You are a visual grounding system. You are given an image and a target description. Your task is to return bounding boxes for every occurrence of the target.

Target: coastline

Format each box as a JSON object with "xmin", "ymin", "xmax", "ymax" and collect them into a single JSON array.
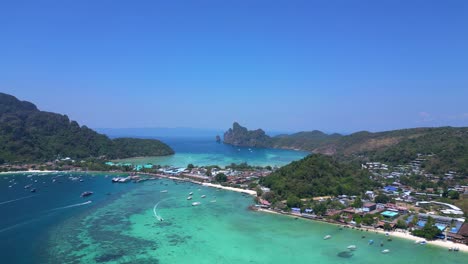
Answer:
[
  {"xmin": 256, "ymin": 208, "xmax": 468, "ymax": 253},
  {"xmin": 3, "ymin": 169, "xmax": 466, "ymax": 252},
  {"xmin": 201, "ymin": 182, "xmax": 257, "ymax": 196},
  {"xmin": 0, "ymin": 170, "xmax": 57, "ymax": 175}
]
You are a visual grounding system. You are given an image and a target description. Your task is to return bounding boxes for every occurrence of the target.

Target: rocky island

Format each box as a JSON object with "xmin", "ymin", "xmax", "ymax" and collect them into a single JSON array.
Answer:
[{"xmin": 223, "ymin": 122, "xmax": 272, "ymax": 147}]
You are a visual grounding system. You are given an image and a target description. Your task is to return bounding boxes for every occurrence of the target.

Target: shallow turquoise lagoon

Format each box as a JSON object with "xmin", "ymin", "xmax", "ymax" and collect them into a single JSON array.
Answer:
[
  {"xmin": 44, "ymin": 178, "xmax": 466, "ymax": 264},
  {"xmin": 114, "ymin": 137, "xmax": 309, "ymax": 167}
]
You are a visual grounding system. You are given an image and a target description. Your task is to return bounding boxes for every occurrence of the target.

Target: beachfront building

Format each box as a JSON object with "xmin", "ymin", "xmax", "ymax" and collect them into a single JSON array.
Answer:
[
  {"xmin": 291, "ymin": 208, "xmax": 301, "ymax": 215},
  {"xmin": 381, "ymin": 211, "xmax": 399, "ymax": 220}
]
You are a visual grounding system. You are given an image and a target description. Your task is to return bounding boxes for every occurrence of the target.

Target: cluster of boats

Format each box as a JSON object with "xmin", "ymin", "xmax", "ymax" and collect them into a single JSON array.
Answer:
[
  {"xmin": 112, "ymin": 177, "xmax": 131, "ymax": 183},
  {"xmin": 187, "ymin": 191, "xmax": 206, "ymax": 206},
  {"xmin": 323, "ymin": 234, "xmax": 390, "ymax": 254},
  {"xmin": 448, "ymin": 247, "xmax": 460, "ymax": 252}
]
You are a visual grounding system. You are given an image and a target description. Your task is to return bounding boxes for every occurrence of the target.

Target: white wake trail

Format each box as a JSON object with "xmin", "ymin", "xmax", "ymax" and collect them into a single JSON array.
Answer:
[
  {"xmin": 0, "ymin": 195, "xmax": 37, "ymax": 205},
  {"xmin": 49, "ymin": 200, "xmax": 92, "ymax": 211}
]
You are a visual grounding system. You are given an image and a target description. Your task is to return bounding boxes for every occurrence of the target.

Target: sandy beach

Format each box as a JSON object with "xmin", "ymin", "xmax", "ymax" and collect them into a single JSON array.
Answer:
[
  {"xmin": 256, "ymin": 208, "xmax": 468, "ymax": 252},
  {"xmin": 202, "ymin": 182, "xmax": 257, "ymax": 196}
]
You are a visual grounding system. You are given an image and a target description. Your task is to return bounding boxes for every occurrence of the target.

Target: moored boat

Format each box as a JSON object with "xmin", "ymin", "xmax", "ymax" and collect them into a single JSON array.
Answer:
[
  {"xmin": 381, "ymin": 249, "xmax": 390, "ymax": 254},
  {"xmin": 347, "ymin": 245, "xmax": 357, "ymax": 251},
  {"xmin": 187, "ymin": 196, "xmax": 192, "ymax": 200},
  {"xmin": 81, "ymin": 191, "xmax": 93, "ymax": 197},
  {"xmin": 192, "ymin": 202, "xmax": 201, "ymax": 206},
  {"xmin": 323, "ymin": 235, "xmax": 332, "ymax": 240}
]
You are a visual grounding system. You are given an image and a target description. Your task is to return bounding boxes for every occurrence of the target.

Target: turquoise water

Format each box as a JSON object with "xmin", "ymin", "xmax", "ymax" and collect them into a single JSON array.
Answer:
[
  {"xmin": 1, "ymin": 173, "xmax": 466, "ymax": 263},
  {"xmin": 45, "ymin": 177, "xmax": 465, "ymax": 264},
  {"xmin": 114, "ymin": 137, "xmax": 309, "ymax": 167}
]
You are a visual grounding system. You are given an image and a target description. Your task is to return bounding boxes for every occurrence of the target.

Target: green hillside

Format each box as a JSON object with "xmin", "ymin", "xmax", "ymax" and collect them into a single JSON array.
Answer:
[
  {"xmin": 0, "ymin": 93, "xmax": 174, "ymax": 163},
  {"xmin": 260, "ymin": 154, "xmax": 377, "ymax": 199}
]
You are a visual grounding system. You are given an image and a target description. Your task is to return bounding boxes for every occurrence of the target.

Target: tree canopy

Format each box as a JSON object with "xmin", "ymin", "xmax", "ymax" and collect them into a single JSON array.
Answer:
[
  {"xmin": 260, "ymin": 154, "xmax": 378, "ymax": 199},
  {"xmin": 0, "ymin": 92, "xmax": 174, "ymax": 163}
]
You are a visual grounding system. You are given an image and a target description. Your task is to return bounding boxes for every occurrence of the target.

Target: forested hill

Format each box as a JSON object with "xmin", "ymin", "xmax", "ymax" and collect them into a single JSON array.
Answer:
[
  {"xmin": 0, "ymin": 93, "xmax": 174, "ymax": 163},
  {"xmin": 223, "ymin": 122, "xmax": 468, "ymax": 174},
  {"xmin": 260, "ymin": 154, "xmax": 377, "ymax": 199}
]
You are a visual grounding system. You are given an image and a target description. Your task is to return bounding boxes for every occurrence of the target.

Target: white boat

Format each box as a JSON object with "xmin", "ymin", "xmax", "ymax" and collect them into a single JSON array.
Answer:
[
  {"xmin": 381, "ymin": 249, "xmax": 390, "ymax": 254},
  {"xmin": 192, "ymin": 202, "xmax": 201, "ymax": 206},
  {"xmin": 323, "ymin": 235, "xmax": 332, "ymax": 240},
  {"xmin": 347, "ymin": 245, "xmax": 357, "ymax": 251},
  {"xmin": 161, "ymin": 190, "xmax": 168, "ymax": 193},
  {"xmin": 189, "ymin": 192, "xmax": 193, "ymax": 195},
  {"xmin": 419, "ymin": 241, "xmax": 427, "ymax": 245},
  {"xmin": 187, "ymin": 196, "xmax": 192, "ymax": 200},
  {"xmin": 201, "ymin": 195, "xmax": 206, "ymax": 198}
]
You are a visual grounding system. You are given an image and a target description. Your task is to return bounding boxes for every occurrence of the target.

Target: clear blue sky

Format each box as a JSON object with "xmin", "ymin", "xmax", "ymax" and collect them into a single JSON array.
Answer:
[{"xmin": 1, "ymin": 0, "xmax": 467, "ymax": 133}]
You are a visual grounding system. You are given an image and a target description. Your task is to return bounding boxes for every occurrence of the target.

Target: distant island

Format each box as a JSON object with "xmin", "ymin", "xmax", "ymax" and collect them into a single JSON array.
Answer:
[
  {"xmin": 223, "ymin": 122, "xmax": 468, "ymax": 175},
  {"xmin": 0, "ymin": 92, "xmax": 174, "ymax": 164}
]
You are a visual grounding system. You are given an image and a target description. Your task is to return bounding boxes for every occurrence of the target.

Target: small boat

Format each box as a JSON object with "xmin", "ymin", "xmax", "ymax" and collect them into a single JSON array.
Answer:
[
  {"xmin": 381, "ymin": 249, "xmax": 390, "ymax": 254},
  {"xmin": 189, "ymin": 192, "xmax": 193, "ymax": 195},
  {"xmin": 192, "ymin": 202, "xmax": 201, "ymax": 206},
  {"xmin": 347, "ymin": 245, "xmax": 357, "ymax": 251},
  {"xmin": 323, "ymin": 235, "xmax": 332, "ymax": 240},
  {"xmin": 201, "ymin": 195, "xmax": 206, "ymax": 198},
  {"xmin": 30, "ymin": 188, "xmax": 36, "ymax": 193},
  {"xmin": 210, "ymin": 200, "xmax": 217, "ymax": 203},
  {"xmin": 160, "ymin": 190, "xmax": 168, "ymax": 193},
  {"xmin": 81, "ymin": 191, "xmax": 93, "ymax": 197},
  {"xmin": 187, "ymin": 196, "xmax": 192, "ymax": 200},
  {"xmin": 449, "ymin": 247, "xmax": 453, "ymax": 251},
  {"xmin": 368, "ymin": 240, "xmax": 374, "ymax": 245},
  {"xmin": 24, "ymin": 184, "xmax": 32, "ymax": 189},
  {"xmin": 419, "ymin": 241, "xmax": 427, "ymax": 245},
  {"xmin": 454, "ymin": 247, "xmax": 459, "ymax": 252}
]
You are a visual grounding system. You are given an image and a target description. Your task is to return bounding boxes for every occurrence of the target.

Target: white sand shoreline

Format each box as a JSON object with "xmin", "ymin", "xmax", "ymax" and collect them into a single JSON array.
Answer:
[
  {"xmin": 201, "ymin": 182, "xmax": 257, "ymax": 196},
  {"xmin": 256, "ymin": 208, "xmax": 468, "ymax": 252}
]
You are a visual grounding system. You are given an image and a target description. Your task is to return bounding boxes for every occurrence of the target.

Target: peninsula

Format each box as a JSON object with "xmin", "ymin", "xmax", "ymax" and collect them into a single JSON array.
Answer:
[{"xmin": 0, "ymin": 92, "xmax": 174, "ymax": 164}]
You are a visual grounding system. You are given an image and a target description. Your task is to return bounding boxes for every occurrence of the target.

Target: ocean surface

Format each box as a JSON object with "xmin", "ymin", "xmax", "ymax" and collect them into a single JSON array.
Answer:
[
  {"xmin": 113, "ymin": 137, "xmax": 310, "ymax": 167},
  {"xmin": 1, "ymin": 172, "xmax": 466, "ymax": 264}
]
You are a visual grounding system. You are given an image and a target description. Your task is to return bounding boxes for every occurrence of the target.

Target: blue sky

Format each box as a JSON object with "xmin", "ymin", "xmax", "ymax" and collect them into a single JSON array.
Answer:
[{"xmin": 1, "ymin": 0, "xmax": 467, "ymax": 133}]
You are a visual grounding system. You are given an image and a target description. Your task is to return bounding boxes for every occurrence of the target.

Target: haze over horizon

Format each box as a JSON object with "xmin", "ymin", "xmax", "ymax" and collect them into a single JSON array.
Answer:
[{"xmin": 2, "ymin": 0, "xmax": 467, "ymax": 132}]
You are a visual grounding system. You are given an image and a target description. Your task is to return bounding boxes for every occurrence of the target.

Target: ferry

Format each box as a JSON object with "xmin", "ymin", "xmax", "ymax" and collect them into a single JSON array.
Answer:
[{"xmin": 81, "ymin": 191, "xmax": 93, "ymax": 197}]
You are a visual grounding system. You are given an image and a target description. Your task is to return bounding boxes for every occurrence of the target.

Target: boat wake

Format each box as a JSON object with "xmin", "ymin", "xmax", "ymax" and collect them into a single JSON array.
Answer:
[
  {"xmin": 49, "ymin": 201, "xmax": 92, "ymax": 211},
  {"xmin": 0, "ymin": 195, "xmax": 37, "ymax": 206},
  {"xmin": 153, "ymin": 198, "xmax": 171, "ymax": 222},
  {"xmin": 0, "ymin": 201, "xmax": 92, "ymax": 233}
]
